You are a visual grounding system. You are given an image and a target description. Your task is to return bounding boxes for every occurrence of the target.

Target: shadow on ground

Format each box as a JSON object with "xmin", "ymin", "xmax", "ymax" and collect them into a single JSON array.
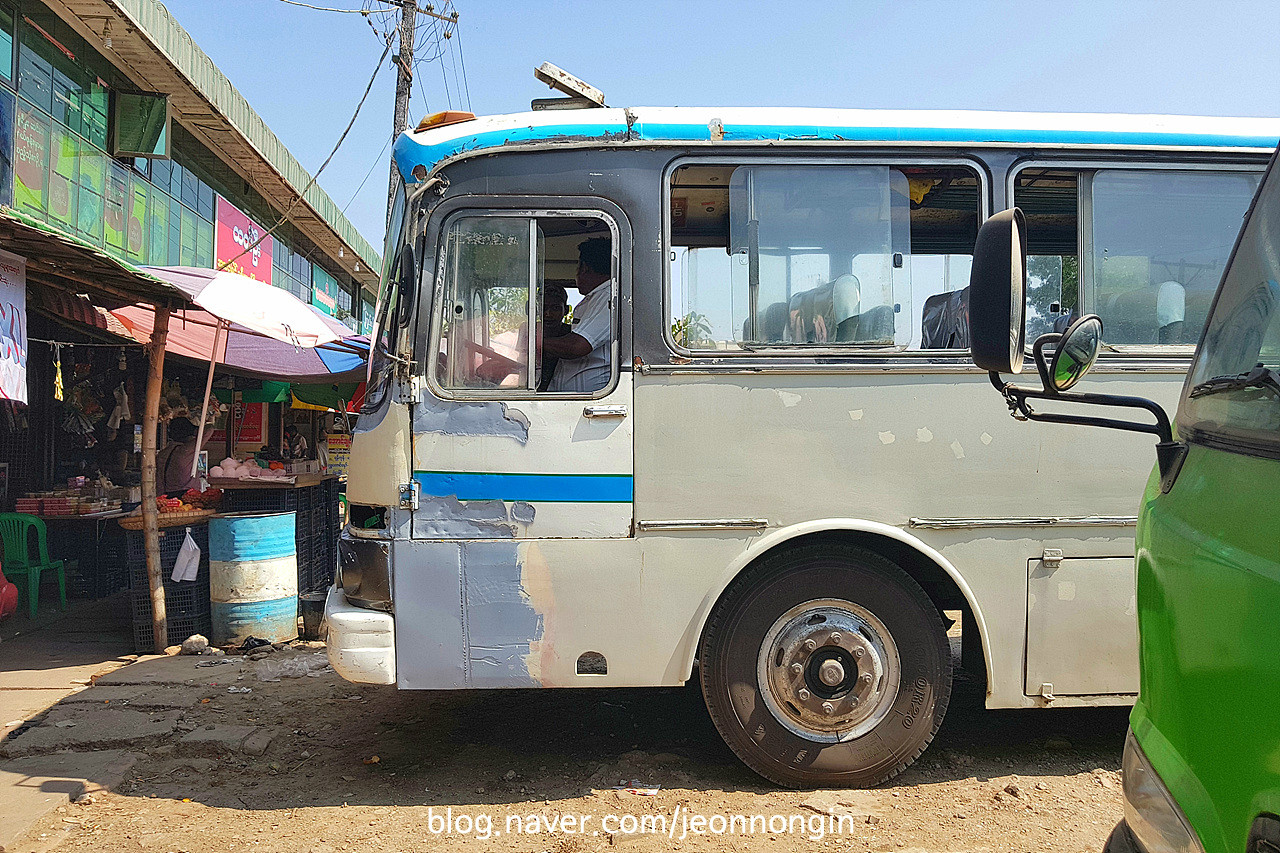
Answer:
[{"xmin": 0, "ymin": 644, "xmax": 1129, "ymax": 815}]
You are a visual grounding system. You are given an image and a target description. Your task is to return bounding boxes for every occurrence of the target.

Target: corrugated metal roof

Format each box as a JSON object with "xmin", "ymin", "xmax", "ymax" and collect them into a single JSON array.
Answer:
[{"xmin": 98, "ymin": 0, "xmax": 381, "ymax": 281}]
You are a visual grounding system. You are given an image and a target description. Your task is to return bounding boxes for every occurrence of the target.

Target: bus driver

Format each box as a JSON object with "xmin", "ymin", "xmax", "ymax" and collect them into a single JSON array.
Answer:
[{"xmin": 544, "ymin": 237, "xmax": 612, "ymax": 394}]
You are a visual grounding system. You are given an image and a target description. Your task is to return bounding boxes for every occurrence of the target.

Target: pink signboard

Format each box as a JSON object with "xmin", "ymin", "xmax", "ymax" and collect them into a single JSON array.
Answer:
[{"xmin": 214, "ymin": 196, "xmax": 273, "ymax": 284}]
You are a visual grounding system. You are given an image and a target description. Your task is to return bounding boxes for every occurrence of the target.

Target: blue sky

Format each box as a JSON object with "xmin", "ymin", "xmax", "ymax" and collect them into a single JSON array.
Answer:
[{"xmin": 162, "ymin": 0, "xmax": 1280, "ymax": 252}]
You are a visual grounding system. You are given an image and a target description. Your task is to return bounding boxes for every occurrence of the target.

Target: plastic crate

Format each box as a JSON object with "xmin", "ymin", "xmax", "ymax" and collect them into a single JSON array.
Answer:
[
  {"xmin": 126, "ymin": 525, "xmax": 210, "ymax": 583},
  {"xmin": 125, "ymin": 525, "xmax": 211, "ymax": 653},
  {"xmin": 220, "ymin": 482, "xmax": 340, "ymax": 598},
  {"xmin": 131, "ymin": 606, "xmax": 212, "ymax": 653}
]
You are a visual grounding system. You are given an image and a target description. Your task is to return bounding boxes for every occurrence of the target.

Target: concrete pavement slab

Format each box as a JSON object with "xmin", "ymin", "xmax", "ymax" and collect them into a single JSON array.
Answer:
[
  {"xmin": 180, "ymin": 724, "xmax": 259, "ymax": 753},
  {"xmin": 94, "ymin": 655, "xmax": 246, "ymax": 686},
  {"xmin": 0, "ymin": 749, "xmax": 136, "ymax": 850},
  {"xmin": 56, "ymin": 685, "xmax": 200, "ymax": 710},
  {"xmin": 1, "ymin": 709, "xmax": 180, "ymax": 757}
]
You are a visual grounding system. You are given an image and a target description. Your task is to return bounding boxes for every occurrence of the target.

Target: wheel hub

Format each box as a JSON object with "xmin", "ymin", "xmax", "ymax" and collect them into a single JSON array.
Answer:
[{"xmin": 757, "ymin": 599, "xmax": 900, "ymax": 742}]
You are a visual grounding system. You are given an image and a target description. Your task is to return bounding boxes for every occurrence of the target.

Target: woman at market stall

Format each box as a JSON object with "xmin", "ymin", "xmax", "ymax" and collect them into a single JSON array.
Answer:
[{"xmin": 157, "ymin": 418, "xmax": 209, "ymax": 497}]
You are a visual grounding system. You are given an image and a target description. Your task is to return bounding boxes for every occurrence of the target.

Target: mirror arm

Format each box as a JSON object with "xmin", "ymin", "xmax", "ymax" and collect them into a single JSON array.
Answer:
[
  {"xmin": 1031, "ymin": 333, "xmax": 1061, "ymax": 390},
  {"xmin": 988, "ymin": 371, "xmax": 1186, "ymax": 491},
  {"xmin": 988, "ymin": 371, "xmax": 1173, "ymax": 443}
]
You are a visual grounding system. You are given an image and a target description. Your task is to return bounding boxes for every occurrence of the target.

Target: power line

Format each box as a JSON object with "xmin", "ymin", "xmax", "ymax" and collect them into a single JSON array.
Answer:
[
  {"xmin": 455, "ymin": 18, "xmax": 472, "ymax": 111},
  {"xmin": 341, "ymin": 132, "xmax": 395, "ymax": 214},
  {"xmin": 217, "ymin": 36, "xmax": 393, "ymax": 275},
  {"xmin": 277, "ymin": 0, "xmax": 371, "ymax": 13}
]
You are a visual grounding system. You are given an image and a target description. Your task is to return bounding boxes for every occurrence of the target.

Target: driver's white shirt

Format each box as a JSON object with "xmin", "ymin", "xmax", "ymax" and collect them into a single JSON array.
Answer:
[{"xmin": 549, "ymin": 282, "xmax": 612, "ymax": 393}]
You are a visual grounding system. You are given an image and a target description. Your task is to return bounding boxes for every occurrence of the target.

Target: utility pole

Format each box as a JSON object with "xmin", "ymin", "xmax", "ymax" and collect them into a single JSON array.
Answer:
[
  {"xmin": 386, "ymin": 0, "xmax": 417, "ymax": 220},
  {"xmin": 385, "ymin": 1, "xmax": 460, "ymax": 221}
]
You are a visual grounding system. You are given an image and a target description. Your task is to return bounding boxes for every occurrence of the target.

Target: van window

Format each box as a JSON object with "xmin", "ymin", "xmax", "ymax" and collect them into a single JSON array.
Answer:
[
  {"xmin": 1180, "ymin": 168, "xmax": 1280, "ymax": 451},
  {"xmin": 433, "ymin": 213, "xmax": 615, "ymax": 396},
  {"xmin": 669, "ymin": 163, "xmax": 980, "ymax": 352}
]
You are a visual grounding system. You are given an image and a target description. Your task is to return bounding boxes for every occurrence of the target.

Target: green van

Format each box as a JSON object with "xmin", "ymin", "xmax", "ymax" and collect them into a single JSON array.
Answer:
[{"xmin": 968, "ymin": 148, "xmax": 1280, "ymax": 853}]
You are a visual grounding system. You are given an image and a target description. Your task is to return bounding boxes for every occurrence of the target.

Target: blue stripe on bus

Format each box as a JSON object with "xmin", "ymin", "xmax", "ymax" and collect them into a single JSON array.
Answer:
[
  {"xmin": 395, "ymin": 121, "xmax": 1280, "ymax": 177},
  {"xmin": 413, "ymin": 471, "xmax": 633, "ymax": 503}
]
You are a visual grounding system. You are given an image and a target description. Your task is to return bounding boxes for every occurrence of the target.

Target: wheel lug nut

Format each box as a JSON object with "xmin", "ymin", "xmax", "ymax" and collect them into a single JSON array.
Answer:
[
  {"xmin": 860, "ymin": 673, "xmax": 872, "ymax": 683},
  {"xmin": 803, "ymin": 639, "xmax": 817, "ymax": 651},
  {"xmin": 791, "ymin": 663, "xmax": 803, "ymax": 675},
  {"xmin": 821, "ymin": 702, "xmax": 834, "ymax": 714},
  {"xmin": 854, "ymin": 648, "xmax": 864, "ymax": 658},
  {"xmin": 829, "ymin": 632, "xmax": 841, "ymax": 643},
  {"xmin": 797, "ymin": 688, "xmax": 810, "ymax": 701}
]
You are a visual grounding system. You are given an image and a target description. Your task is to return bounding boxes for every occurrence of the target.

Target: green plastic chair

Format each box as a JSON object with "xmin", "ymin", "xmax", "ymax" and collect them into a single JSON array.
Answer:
[{"xmin": 0, "ymin": 513, "xmax": 67, "ymax": 619}]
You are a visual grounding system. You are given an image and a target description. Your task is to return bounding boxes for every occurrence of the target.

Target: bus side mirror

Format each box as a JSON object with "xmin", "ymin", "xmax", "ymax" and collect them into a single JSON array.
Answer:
[
  {"xmin": 397, "ymin": 244, "xmax": 416, "ymax": 328},
  {"xmin": 968, "ymin": 208, "xmax": 1027, "ymax": 375},
  {"xmin": 1040, "ymin": 314, "xmax": 1104, "ymax": 392},
  {"xmin": 971, "ymin": 210, "xmax": 1182, "ymax": 489}
]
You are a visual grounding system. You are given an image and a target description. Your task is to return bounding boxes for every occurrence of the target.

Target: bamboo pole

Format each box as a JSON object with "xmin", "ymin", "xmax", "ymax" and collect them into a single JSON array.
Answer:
[{"xmin": 141, "ymin": 304, "xmax": 171, "ymax": 652}]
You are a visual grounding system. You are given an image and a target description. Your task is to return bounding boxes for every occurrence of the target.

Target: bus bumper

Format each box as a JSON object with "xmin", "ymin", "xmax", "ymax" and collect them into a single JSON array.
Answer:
[{"xmin": 324, "ymin": 585, "xmax": 396, "ymax": 685}]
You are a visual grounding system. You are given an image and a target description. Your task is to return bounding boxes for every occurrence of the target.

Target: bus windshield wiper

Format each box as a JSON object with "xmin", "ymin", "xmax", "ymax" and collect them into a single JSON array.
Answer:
[{"xmin": 1189, "ymin": 363, "xmax": 1280, "ymax": 399}]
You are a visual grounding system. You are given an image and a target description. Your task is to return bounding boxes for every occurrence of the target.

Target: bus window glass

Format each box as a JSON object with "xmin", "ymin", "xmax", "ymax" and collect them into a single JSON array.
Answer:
[
  {"xmin": 670, "ymin": 164, "xmax": 979, "ymax": 351},
  {"xmin": 439, "ymin": 217, "xmax": 532, "ymax": 391},
  {"xmin": 435, "ymin": 214, "xmax": 615, "ymax": 395},
  {"xmin": 1180, "ymin": 169, "xmax": 1280, "ymax": 446},
  {"xmin": 1090, "ymin": 170, "xmax": 1260, "ymax": 346},
  {"xmin": 1015, "ymin": 170, "xmax": 1081, "ymax": 340}
]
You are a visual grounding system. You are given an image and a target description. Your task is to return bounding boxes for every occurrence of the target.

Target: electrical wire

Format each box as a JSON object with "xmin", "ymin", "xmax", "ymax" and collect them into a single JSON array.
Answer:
[
  {"xmin": 277, "ymin": 0, "xmax": 371, "ymax": 13},
  {"xmin": 217, "ymin": 37, "xmax": 393, "ymax": 274},
  {"xmin": 341, "ymin": 132, "xmax": 395, "ymax": 214},
  {"xmin": 455, "ymin": 17, "xmax": 472, "ymax": 111}
]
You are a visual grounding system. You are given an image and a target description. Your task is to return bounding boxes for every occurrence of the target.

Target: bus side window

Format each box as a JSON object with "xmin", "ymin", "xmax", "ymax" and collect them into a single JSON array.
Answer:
[
  {"xmin": 1087, "ymin": 169, "xmax": 1260, "ymax": 347},
  {"xmin": 1014, "ymin": 169, "xmax": 1080, "ymax": 343},
  {"xmin": 1015, "ymin": 167, "xmax": 1260, "ymax": 349},
  {"xmin": 669, "ymin": 163, "xmax": 981, "ymax": 352}
]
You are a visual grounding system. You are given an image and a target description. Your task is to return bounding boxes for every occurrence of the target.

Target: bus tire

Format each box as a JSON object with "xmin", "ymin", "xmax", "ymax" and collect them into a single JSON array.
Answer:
[{"xmin": 699, "ymin": 542, "xmax": 952, "ymax": 788}]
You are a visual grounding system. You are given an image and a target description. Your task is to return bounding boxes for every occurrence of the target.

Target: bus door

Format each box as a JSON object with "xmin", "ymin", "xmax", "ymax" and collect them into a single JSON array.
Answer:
[
  {"xmin": 395, "ymin": 204, "xmax": 633, "ymax": 688},
  {"xmin": 412, "ymin": 206, "xmax": 633, "ymax": 541}
]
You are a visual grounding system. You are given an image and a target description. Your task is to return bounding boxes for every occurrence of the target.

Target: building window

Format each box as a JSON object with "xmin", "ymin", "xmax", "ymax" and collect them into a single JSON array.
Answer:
[{"xmin": 0, "ymin": 5, "xmax": 14, "ymax": 85}]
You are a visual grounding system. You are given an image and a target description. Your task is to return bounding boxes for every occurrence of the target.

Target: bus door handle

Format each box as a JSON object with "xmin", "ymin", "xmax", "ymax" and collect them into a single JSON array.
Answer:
[{"xmin": 583, "ymin": 405, "xmax": 628, "ymax": 419}]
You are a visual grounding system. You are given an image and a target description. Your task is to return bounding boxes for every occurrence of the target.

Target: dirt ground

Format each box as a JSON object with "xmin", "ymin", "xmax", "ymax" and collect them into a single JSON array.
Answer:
[{"xmin": 2, "ymin": 641, "xmax": 1128, "ymax": 853}]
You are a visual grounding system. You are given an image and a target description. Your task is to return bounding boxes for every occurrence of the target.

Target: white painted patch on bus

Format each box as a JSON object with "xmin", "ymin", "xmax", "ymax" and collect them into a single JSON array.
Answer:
[
  {"xmin": 981, "ymin": 432, "xmax": 994, "ymax": 445},
  {"xmin": 777, "ymin": 390, "xmax": 801, "ymax": 408},
  {"xmin": 1057, "ymin": 581, "xmax": 1077, "ymax": 602},
  {"xmin": 916, "ymin": 428, "xmax": 933, "ymax": 443},
  {"xmin": 950, "ymin": 440, "xmax": 965, "ymax": 459},
  {"xmin": 878, "ymin": 431, "xmax": 895, "ymax": 444},
  {"xmin": 849, "ymin": 409, "xmax": 863, "ymax": 420}
]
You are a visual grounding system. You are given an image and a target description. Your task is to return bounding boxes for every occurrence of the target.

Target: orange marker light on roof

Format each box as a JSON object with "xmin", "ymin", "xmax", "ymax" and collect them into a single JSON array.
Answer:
[{"xmin": 415, "ymin": 111, "xmax": 476, "ymax": 132}]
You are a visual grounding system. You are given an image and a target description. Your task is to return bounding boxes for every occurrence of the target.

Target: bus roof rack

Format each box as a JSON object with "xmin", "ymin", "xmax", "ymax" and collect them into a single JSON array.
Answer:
[{"xmin": 533, "ymin": 62, "xmax": 606, "ymax": 108}]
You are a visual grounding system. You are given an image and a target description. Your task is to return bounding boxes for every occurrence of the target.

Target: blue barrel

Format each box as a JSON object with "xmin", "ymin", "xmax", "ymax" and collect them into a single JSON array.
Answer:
[{"xmin": 209, "ymin": 512, "xmax": 298, "ymax": 645}]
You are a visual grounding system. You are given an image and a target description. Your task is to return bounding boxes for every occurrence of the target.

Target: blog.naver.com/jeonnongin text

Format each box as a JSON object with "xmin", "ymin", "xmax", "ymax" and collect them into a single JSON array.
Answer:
[{"xmin": 419, "ymin": 805, "xmax": 863, "ymax": 842}]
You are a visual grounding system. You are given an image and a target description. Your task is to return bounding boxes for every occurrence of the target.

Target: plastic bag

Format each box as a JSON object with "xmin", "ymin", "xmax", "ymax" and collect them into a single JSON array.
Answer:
[
  {"xmin": 171, "ymin": 527, "xmax": 201, "ymax": 582},
  {"xmin": 255, "ymin": 652, "xmax": 332, "ymax": 682}
]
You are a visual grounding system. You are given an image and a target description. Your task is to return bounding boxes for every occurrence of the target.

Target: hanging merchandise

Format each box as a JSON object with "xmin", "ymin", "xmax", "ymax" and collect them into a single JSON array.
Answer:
[
  {"xmin": 108, "ymin": 382, "xmax": 131, "ymax": 429},
  {"xmin": 52, "ymin": 343, "xmax": 63, "ymax": 402}
]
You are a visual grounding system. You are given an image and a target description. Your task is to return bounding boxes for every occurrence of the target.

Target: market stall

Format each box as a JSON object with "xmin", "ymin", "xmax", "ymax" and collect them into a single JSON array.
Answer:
[{"xmin": 0, "ymin": 254, "xmax": 364, "ymax": 651}]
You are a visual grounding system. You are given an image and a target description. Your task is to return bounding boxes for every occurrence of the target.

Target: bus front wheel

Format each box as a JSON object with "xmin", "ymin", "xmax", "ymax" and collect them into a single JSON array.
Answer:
[{"xmin": 698, "ymin": 543, "xmax": 952, "ymax": 788}]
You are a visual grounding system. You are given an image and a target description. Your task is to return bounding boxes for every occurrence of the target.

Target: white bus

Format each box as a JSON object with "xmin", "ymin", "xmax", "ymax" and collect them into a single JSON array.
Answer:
[{"xmin": 326, "ymin": 101, "xmax": 1280, "ymax": 787}]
